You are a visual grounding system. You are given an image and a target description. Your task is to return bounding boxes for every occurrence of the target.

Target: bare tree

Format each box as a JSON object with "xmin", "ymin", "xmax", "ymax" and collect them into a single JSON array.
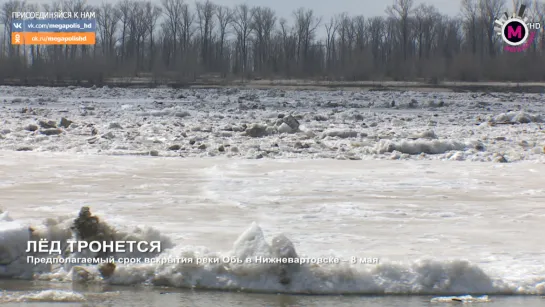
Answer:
[
  {"xmin": 336, "ymin": 13, "xmax": 353, "ymax": 68},
  {"xmin": 251, "ymin": 6, "xmax": 276, "ymax": 74},
  {"xmin": 324, "ymin": 17, "xmax": 338, "ymax": 73},
  {"xmin": 414, "ymin": 4, "xmax": 440, "ymax": 59},
  {"xmin": 215, "ymin": 5, "xmax": 231, "ymax": 72},
  {"xmin": 96, "ymin": 3, "xmax": 120, "ymax": 57},
  {"xmin": 293, "ymin": 8, "xmax": 321, "ymax": 73},
  {"xmin": 144, "ymin": 1, "xmax": 162, "ymax": 70},
  {"xmin": 479, "ymin": 0, "xmax": 505, "ymax": 57},
  {"xmin": 353, "ymin": 16, "xmax": 366, "ymax": 52},
  {"xmin": 196, "ymin": 0, "xmax": 215, "ymax": 67},
  {"xmin": 231, "ymin": 4, "xmax": 252, "ymax": 78},
  {"xmin": 367, "ymin": 17, "xmax": 385, "ymax": 66},
  {"xmin": 63, "ymin": 0, "xmax": 91, "ymax": 60},
  {"xmin": 533, "ymin": 0, "xmax": 545, "ymax": 50},
  {"xmin": 386, "ymin": 0, "xmax": 414, "ymax": 60},
  {"xmin": 161, "ymin": 0, "xmax": 184, "ymax": 65},
  {"xmin": 2, "ymin": 0, "xmax": 545, "ymax": 85},
  {"xmin": 461, "ymin": 0, "xmax": 480, "ymax": 54},
  {"xmin": 179, "ymin": 1, "xmax": 194, "ymax": 54},
  {"xmin": 278, "ymin": 17, "xmax": 297, "ymax": 76},
  {"xmin": 116, "ymin": 0, "xmax": 134, "ymax": 63},
  {"xmin": 1, "ymin": 0, "xmax": 25, "ymax": 58}
]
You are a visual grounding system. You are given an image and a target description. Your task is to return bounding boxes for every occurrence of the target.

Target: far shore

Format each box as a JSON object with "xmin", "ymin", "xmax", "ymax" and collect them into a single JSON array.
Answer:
[{"xmin": 2, "ymin": 78, "xmax": 545, "ymax": 93}]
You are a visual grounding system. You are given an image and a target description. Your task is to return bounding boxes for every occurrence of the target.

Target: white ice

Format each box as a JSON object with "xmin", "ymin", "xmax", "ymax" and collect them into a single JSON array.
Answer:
[
  {"xmin": 0, "ymin": 151, "xmax": 544, "ymax": 295},
  {"xmin": 0, "ymin": 86, "xmax": 544, "ymax": 162},
  {"xmin": 1, "ymin": 86, "xmax": 544, "ymax": 295},
  {"xmin": 0, "ymin": 290, "xmax": 87, "ymax": 303}
]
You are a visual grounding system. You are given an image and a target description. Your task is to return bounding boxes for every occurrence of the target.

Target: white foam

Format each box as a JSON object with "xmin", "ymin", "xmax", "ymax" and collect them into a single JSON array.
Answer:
[
  {"xmin": 0, "ymin": 211, "xmax": 13, "ymax": 221},
  {"xmin": 0, "ymin": 290, "xmax": 86, "ymax": 303},
  {"xmin": 430, "ymin": 295, "xmax": 491, "ymax": 303},
  {"xmin": 0, "ymin": 215, "xmax": 31, "ymax": 277},
  {"xmin": 2, "ymin": 217, "xmax": 545, "ymax": 295},
  {"xmin": 492, "ymin": 111, "xmax": 543, "ymax": 124}
]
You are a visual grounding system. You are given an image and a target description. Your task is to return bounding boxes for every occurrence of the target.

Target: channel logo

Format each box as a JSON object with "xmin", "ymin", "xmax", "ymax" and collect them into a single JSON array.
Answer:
[{"xmin": 494, "ymin": 4, "xmax": 541, "ymax": 49}]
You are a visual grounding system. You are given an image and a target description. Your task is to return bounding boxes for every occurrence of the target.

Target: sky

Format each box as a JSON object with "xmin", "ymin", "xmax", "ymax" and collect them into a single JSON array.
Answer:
[
  {"xmin": 1, "ymin": 0, "xmax": 463, "ymax": 39},
  {"xmin": 16, "ymin": 0, "xmax": 463, "ymax": 21}
]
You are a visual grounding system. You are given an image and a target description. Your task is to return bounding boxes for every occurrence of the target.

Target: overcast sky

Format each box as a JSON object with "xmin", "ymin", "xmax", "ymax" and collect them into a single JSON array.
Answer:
[
  {"xmin": 1, "ymin": 0, "xmax": 464, "ymax": 37},
  {"xmin": 23, "ymin": 0, "xmax": 463, "ymax": 20}
]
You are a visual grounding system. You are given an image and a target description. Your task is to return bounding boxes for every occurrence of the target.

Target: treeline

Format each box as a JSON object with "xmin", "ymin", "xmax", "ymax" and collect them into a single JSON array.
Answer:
[{"xmin": 1, "ymin": 0, "xmax": 545, "ymax": 84}]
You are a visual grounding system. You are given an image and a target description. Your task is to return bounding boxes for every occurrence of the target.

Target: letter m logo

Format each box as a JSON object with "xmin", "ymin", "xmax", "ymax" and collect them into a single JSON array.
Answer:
[{"xmin": 507, "ymin": 25, "xmax": 522, "ymax": 38}]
